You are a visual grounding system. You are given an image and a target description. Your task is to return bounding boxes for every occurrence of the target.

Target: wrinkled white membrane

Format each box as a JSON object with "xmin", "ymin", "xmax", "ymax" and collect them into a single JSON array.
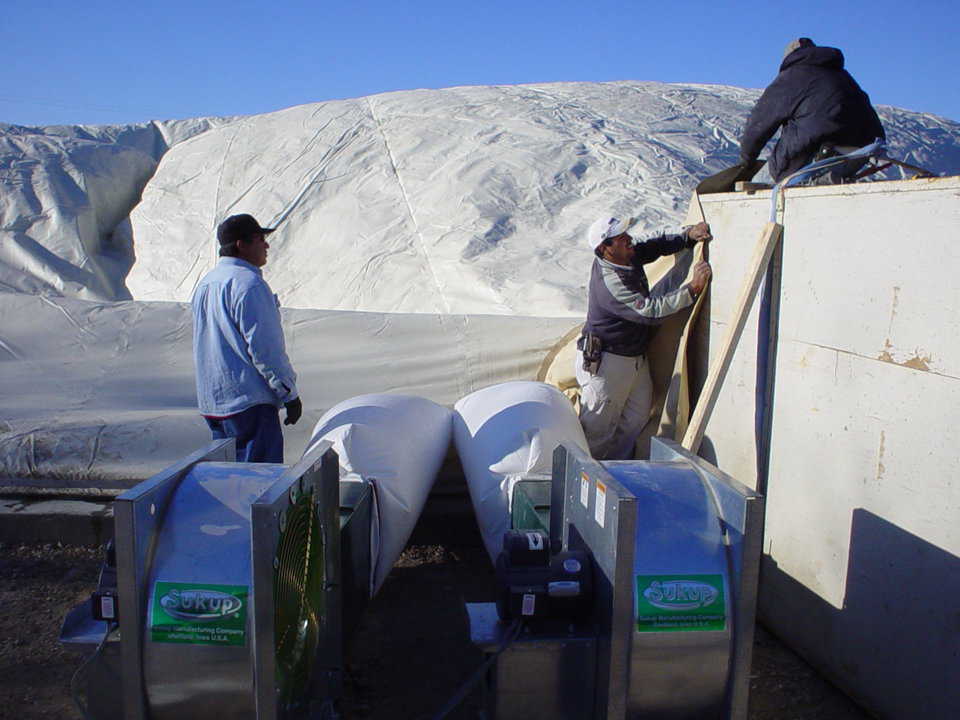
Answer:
[
  {"xmin": 4, "ymin": 81, "xmax": 958, "ymax": 314},
  {"xmin": 1, "ymin": 81, "xmax": 958, "ymax": 485},
  {"xmin": 0, "ymin": 291, "xmax": 576, "ymax": 485}
]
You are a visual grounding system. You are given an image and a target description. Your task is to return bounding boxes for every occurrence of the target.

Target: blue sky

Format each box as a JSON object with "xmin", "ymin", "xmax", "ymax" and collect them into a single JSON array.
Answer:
[{"xmin": 2, "ymin": 0, "xmax": 957, "ymax": 127}]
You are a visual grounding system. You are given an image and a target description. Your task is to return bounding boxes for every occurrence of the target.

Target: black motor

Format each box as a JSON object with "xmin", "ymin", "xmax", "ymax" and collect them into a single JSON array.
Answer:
[{"xmin": 495, "ymin": 530, "xmax": 593, "ymax": 622}]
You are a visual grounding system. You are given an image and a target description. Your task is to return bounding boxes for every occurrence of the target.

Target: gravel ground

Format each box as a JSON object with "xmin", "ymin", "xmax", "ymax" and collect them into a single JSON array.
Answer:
[
  {"xmin": 0, "ymin": 533, "xmax": 871, "ymax": 720},
  {"xmin": 0, "ymin": 543, "xmax": 102, "ymax": 719}
]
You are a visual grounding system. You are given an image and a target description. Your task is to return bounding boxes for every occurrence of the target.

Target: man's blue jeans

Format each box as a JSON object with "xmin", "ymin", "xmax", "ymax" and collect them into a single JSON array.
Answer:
[{"xmin": 204, "ymin": 403, "xmax": 284, "ymax": 463}]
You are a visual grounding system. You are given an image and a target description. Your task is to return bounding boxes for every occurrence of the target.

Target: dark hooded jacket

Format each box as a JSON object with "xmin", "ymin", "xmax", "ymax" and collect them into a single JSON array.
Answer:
[{"xmin": 739, "ymin": 43, "xmax": 885, "ymax": 181}]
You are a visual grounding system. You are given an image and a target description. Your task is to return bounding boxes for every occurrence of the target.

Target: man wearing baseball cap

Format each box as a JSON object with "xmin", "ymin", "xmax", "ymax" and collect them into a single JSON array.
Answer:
[
  {"xmin": 576, "ymin": 215, "xmax": 712, "ymax": 459},
  {"xmin": 191, "ymin": 213, "xmax": 302, "ymax": 463}
]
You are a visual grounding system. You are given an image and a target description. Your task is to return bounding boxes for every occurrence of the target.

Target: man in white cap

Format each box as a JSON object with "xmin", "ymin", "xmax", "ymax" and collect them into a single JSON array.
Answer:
[
  {"xmin": 191, "ymin": 213, "xmax": 302, "ymax": 463},
  {"xmin": 576, "ymin": 216, "xmax": 712, "ymax": 459}
]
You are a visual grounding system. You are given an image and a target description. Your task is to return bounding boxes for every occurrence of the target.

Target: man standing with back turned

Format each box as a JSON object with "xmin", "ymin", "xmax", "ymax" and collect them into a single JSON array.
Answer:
[
  {"xmin": 192, "ymin": 213, "xmax": 302, "ymax": 463},
  {"xmin": 576, "ymin": 215, "xmax": 712, "ymax": 460},
  {"xmin": 739, "ymin": 37, "xmax": 885, "ymax": 184}
]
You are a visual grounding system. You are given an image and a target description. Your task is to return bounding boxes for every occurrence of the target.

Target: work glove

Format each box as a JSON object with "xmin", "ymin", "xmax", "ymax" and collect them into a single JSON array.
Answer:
[{"xmin": 284, "ymin": 397, "xmax": 302, "ymax": 426}]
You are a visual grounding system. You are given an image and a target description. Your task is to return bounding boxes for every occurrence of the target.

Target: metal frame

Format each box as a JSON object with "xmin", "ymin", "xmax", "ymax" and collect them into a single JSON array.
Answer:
[
  {"xmin": 250, "ymin": 440, "xmax": 341, "ymax": 720},
  {"xmin": 649, "ymin": 437, "xmax": 765, "ymax": 720},
  {"xmin": 114, "ymin": 438, "xmax": 234, "ymax": 720},
  {"xmin": 339, "ymin": 481, "xmax": 373, "ymax": 639},
  {"xmin": 548, "ymin": 440, "xmax": 763, "ymax": 720},
  {"xmin": 511, "ymin": 477, "xmax": 551, "ymax": 534},
  {"xmin": 552, "ymin": 443, "xmax": 637, "ymax": 720}
]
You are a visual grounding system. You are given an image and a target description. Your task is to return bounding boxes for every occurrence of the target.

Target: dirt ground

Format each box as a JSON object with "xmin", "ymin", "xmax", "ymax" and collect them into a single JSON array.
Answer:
[{"xmin": 0, "ymin": 523, "xmax": 872, "ymax": 720}]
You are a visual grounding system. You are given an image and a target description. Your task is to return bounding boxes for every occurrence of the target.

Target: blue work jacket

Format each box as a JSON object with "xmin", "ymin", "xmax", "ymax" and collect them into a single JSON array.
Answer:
[{"xmin": 191, "ymin": 257, "xmax": 298, "ymax": 416}]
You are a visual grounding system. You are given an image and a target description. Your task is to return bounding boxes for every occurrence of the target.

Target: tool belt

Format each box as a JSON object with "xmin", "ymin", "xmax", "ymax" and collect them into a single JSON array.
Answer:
[
  {"xmin": 578, "ymin": 333, "xmax": 647, "ymax": 374},
  {"xmin": 577, "ymin": 333, "xmax": 603, "ymax": 374}
]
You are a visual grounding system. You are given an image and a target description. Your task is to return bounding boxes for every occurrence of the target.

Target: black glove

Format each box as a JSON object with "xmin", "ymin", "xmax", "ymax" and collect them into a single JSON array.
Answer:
[{"xmin": 283, "ymin": 397, "xmax": 302, "ymax": 426}]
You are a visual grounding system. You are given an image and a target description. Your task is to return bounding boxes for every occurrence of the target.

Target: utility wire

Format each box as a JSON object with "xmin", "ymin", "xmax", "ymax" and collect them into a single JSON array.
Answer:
[{"xmin": 70, "ymin": 621, "xmax": 118, "ymax": 720}]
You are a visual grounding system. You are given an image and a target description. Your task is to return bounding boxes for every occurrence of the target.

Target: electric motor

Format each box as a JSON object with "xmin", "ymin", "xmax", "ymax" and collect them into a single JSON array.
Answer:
[{"xmin": 495, "ymin": 530, "xmax": 592, "ymax": 622}]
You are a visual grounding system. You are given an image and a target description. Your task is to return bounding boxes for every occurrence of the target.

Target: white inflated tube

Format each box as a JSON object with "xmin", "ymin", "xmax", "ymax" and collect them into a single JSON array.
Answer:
[
  {"xmin": 304, "ymin": 394, "xmax": 453, "ymax": 594},
  {"xmin": 453, "ymin": 381, "xmax": 589, "ymax": 562}
]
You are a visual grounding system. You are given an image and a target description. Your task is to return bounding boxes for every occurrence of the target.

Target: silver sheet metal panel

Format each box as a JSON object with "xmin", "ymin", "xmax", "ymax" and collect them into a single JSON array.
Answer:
[
  {"xmin": 251, "ymin": 444, "xmax": 342, "ymax": 720},
  {"xmin": 339, "ymin": 480, "xmax": 374, "ymax": 637},
  {"xmin": 650, "ymin": 437, "xmax": 764, "ymax": 719},
  {"xmin": 554, "ymin": 444, "xmax": 637, "ymax": 720},
  {"xmin": 109, "ymin": 439, "xmax": 351, "ymax": 720},
  {"xmin": 603, "ymin": 459, "xmax": 731, "ymax": 717},
  {"xmin": 143, "ymin": 461, "xmax": 286, "ymax": 719},
  {"xmin": 551, "ymin": 441, "xmax": 763, "ymax": 719},
  {"xmin": 468, "ymin": 602, "xmax": 597, "ymax": 720},
  {"xmin": 115, "ymin": 439, "xmax": 233, "ymax": 720}
]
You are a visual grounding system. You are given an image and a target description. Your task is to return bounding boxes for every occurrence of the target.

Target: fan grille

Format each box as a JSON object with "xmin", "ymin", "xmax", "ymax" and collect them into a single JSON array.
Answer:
[{"xmin": 273, "ymin": 486, "xmax": 325, "ymax": 708}]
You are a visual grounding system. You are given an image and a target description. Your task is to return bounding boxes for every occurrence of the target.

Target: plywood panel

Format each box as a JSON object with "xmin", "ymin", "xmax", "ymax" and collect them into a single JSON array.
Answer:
[{"xmin": 694, "ymin": 176, "xmax": 960, "ymax": 720}]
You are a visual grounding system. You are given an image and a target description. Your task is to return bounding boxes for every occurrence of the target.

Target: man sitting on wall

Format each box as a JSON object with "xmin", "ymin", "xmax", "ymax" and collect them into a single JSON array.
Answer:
[{"xmin": 739, "ymin": 37, "xmax": 885, "ymax": 185}]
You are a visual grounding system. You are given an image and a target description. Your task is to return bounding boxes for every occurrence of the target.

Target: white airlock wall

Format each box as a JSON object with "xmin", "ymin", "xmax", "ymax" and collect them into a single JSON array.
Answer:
[{"xmin": 696, "ymin": 176, "xmax": 959, "ymax": 719}]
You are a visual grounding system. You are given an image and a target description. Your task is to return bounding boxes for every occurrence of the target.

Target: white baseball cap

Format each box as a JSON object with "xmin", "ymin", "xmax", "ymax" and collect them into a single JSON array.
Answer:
[{"xmin": 585, "ymin": 215, "xmax": 636, "ymax": 252}]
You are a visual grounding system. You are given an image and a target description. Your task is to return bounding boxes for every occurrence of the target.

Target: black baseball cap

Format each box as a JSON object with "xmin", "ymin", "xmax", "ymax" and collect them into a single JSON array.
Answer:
[{"xmin": 217, "ymin": 214, "xmax": 275, "ymax": 246}]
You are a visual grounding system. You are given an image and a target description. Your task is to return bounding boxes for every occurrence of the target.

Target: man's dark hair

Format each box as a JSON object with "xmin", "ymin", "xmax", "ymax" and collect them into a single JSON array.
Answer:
[{"xmin": 219, "ymin": 242, "xmax": 240, "ymax": 257}]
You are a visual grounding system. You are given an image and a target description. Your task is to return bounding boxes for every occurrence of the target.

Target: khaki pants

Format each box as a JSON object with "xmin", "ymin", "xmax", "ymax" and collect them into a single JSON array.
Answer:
[{"xmin": 575, "ymin": 350, "xmax": 652, "ymax": 460}]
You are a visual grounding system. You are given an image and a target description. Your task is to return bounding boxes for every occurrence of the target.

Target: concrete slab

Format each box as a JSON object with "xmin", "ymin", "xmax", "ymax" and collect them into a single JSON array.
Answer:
[{"xmin": 0, "ymin": 497, "xmax": 113, "ymax": 546}]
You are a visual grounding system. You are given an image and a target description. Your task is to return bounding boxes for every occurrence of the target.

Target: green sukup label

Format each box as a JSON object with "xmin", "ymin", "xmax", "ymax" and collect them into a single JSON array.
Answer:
[
  {"xmin": 635, "ymin": 574, "xmax": 726, "ymax": 632},
  {"xmin": 150, "ymin": 582, "xmax": 248, "ymax": 646}
]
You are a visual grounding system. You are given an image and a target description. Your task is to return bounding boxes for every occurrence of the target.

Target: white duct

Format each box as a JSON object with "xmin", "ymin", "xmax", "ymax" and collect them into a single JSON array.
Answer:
[
  {"xmin": 453, "ymin": 381, "xmax": 589, "ymax": 562},
  {"xmin": 304, "ymin": 393, "xmax": 453, "ymax": 593}
]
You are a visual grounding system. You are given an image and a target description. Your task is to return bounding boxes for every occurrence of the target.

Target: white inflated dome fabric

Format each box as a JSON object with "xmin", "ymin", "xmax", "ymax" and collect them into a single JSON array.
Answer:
[
  {"xmin": 304, "ymin": 393, "xmax": 453, "ymax": 594},
  {"xmin": 453, "ymin": 381, "xmax": 588, "ymax": 562},
  {"xmin": 2, "ymin": 82, "xmax": 959, "ymax": 487}
]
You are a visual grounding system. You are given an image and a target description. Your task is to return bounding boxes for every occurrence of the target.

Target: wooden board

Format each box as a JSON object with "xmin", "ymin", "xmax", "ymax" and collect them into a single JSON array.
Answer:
[
  {"xmin": 734, "ymin": 181, "xmax": 773, "ymax": 192},
  {"xmin": 682, "ymin": 221, "xmax": 784, "ymax": 453}
]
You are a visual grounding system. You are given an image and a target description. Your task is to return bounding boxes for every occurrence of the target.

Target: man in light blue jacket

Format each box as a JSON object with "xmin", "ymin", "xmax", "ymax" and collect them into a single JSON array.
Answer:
[{"xmin": 191, "ymin": 213, "xmax": 302, "ymax": 462}]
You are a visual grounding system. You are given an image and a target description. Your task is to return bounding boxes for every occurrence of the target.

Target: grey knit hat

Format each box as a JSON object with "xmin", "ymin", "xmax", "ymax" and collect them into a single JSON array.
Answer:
[{"xmin": 783, "ymin": 37, "xmax": 815, "ymax": 60}]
